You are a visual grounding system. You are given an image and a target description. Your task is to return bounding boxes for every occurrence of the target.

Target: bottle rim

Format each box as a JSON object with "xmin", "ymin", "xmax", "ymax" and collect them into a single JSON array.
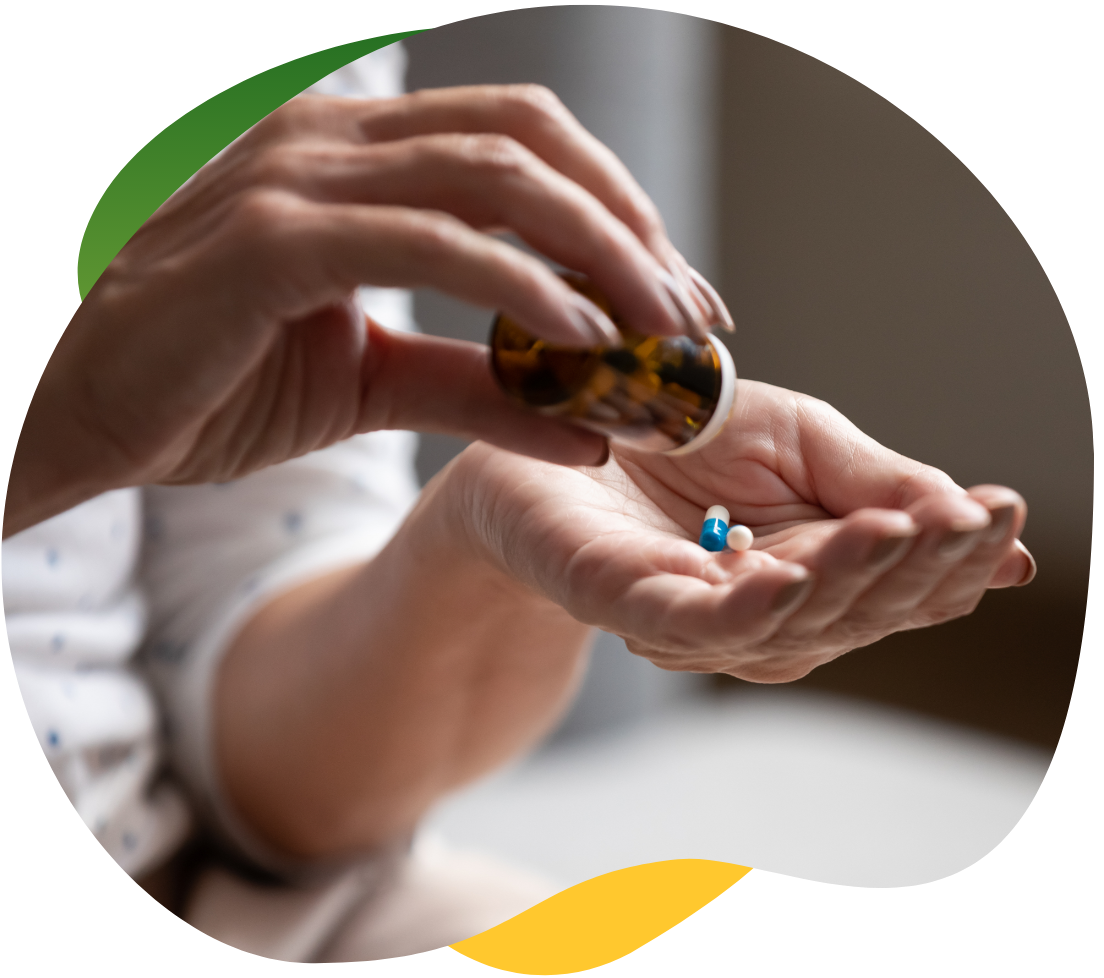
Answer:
[{"xmin": 664, "ymin": 335, "xmax": 737, "ymax": 456}]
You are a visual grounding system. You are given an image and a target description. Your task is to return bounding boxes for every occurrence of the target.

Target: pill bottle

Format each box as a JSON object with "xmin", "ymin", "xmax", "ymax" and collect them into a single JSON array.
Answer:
[{"xmin": 489, "ymin": 275, "xmax": 736, "ymax": 454}]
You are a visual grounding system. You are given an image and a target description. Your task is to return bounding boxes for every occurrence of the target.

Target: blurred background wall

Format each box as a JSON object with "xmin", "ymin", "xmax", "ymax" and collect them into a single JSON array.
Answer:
[{"xmin": 403, "ymin": 7, "xmax": 1090, "ymax": 752}]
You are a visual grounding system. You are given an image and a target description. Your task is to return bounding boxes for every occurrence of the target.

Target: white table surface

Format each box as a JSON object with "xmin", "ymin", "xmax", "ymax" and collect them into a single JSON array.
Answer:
[{"xmin": 425, "ymin": 684, "xmax": 1051, "ymax": 890}]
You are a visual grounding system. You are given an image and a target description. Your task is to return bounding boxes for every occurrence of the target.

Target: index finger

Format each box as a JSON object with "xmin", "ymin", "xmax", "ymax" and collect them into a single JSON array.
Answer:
[
  {"xmin": 242, "ymin": 87, "xmax": 718, "ymax": 332},
  {"xmin": 355, "ymin": 85, "xmax": 673, "ymax": 258},
  {"xmin": 356, "ymin": 86, "xmax": 722, "ymax": 328}
]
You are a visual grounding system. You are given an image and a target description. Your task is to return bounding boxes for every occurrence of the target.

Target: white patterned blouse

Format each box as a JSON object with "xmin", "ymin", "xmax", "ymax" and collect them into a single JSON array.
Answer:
[{"xmin": 3, "ymin": 43, "xmax": 420, "ymax": 879}]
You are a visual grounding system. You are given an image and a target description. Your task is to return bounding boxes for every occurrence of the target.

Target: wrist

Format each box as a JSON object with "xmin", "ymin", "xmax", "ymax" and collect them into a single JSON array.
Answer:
[
  {"xmin": 5, "ymin": 395, "xmax": 121, "ymax": 538},
  {"xmin": 4, "ymin": 295, "xmax": 147, "ymax": 537},
  {"xmin": 415, "ymin": 443, "xmax": 562, "ymax": 612}
]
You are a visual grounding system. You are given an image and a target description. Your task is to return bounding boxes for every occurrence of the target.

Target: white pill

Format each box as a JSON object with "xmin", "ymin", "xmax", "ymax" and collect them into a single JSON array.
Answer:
[
  {"xmin": 704, "ymin": 505, "xmax": 730, "ymax": 525},
  {"xmin": 726, "ymin": 524, "xmax": 754, "ymax": 551}
]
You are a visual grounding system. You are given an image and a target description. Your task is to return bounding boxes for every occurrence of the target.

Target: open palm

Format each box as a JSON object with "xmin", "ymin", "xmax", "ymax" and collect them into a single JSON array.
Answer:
[{"xmin": 453, "ymin": 379, "xmax": 1033, "ymax": 682}]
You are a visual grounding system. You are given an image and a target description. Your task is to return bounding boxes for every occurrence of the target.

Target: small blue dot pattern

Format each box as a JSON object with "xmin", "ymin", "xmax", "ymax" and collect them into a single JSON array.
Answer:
[{"xmin": 7, "ymin": 59, "xmax": 421, "ymax": 881}]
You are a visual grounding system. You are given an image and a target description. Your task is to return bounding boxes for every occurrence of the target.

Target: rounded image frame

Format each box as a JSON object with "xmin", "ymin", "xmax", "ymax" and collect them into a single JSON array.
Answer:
[{"xmin": 6, "ymin": 9, "xmax": 1095, "ymax": 971}]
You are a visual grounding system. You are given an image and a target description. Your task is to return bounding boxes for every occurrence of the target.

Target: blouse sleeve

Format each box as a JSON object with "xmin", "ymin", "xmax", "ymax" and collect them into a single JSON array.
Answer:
[{"xmin": 140, "ymin": 426, "xmax": 421, "ymax": 877}]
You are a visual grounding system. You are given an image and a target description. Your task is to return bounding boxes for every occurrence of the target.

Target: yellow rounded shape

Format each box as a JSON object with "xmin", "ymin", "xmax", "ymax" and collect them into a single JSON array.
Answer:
[{"xmin": 450, "ymin": 859, "xmax": 751, "ymax": 974}]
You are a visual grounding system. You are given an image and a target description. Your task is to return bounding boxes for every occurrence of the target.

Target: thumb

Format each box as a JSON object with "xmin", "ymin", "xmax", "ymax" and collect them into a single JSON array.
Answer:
[{"xmin": 357, "ymin": 319, "xmax": 608, "ymax": 467}]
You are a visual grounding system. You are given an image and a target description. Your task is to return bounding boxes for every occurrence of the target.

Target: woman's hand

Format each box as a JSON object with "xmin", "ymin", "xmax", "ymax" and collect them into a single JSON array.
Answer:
[
  {"xmin": 7, "ymin": 85, "xmax": 725, "ymax": 537},
  {"xmin": 213, "ymin": 378, "xmax": 1035, "ymax": 859},
  {"xmin": 450, "ymin": 379, "xmax": 1036, "ymax": 683}
]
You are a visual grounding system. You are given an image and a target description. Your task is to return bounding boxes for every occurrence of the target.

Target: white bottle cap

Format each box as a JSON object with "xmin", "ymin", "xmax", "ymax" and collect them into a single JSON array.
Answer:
[{"xmin": 665, "ymin": 335, "xmax": 737, "ymax": 457}]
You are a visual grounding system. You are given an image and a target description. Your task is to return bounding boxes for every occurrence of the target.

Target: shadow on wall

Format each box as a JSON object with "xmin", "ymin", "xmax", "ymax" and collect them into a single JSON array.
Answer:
[
  {"xmin": 404, "ymin": 8, "xmax": 1090, "ymax": 751},
  {"xmin": 713, "ymin": 26, "xmax": 1090, "ymax": 749}
]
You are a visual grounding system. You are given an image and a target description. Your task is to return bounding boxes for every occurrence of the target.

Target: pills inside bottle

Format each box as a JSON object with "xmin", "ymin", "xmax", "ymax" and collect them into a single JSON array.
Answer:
[{"xmin": 490, "ymin": 275, "xmax": 736, "ymax": 454}]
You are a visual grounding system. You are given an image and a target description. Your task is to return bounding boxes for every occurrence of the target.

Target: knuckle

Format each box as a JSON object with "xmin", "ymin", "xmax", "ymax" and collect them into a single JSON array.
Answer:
[
  {"xmin": 248, "ymin": 144, "xmax": 305, "ymax": 188},
  {"xmin": 623, "ymin": 638, "xmax": 661, "ymax": 661},
  {"xmin": 246, "ymin": 97, "xmax": 309, "ymax": 143},
  {"xmin": 459, "ymin": 133, "xmax": 533, "ymax": 176},
  {"xmin": 914, "ymin": 596, "xmax": 981, "ymax": 628},
  {"xmin": 744, "ymin": 661, "xmax": 816, "ymax": 683},
  {"xmin": 226, "ymin": 189, "xmax": 305, "ymax": 246},
  {"xmin": 242, "ymin": 95, "xmax": 350, "ymax": 157},
  {"xmin": 624, "ymin": 639, "xmax": 713, "ymax": 674},
  {"xmin": 507, "ymin": 83, "xmax": 569, "ymax": 120},
  {"xmin": 406, "ymin": 210, "xmax": 468, "ymax": 261},
  {"xmin": 908, "ymin": 610, "xmax": 947, "ymax": 630},
  {"xmin": 259, "ymin": 94, "xmax": 328, "ymax": 133},
  {"xmin": 719, "ymin": 644, "xmax": 836, "ymax": 683},
  {"xmin": 831, "ymin": 615, "xmax": 891, "ymax": 646}
]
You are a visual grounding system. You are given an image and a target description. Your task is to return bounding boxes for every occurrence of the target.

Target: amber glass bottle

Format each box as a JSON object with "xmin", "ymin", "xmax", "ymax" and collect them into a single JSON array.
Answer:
[{"xmin": 490, "ymin": 275, "xmax": 736, "ymax": 454}]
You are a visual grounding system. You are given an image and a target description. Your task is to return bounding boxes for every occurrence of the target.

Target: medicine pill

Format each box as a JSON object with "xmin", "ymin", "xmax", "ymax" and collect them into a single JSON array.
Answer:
[
  {"xmin": 726, "ymin": 524, "xmax": 754, "ymax": 552},
  {"xmin": 699, "ymin": 505, "xmax": 730, "ymax": 552}
]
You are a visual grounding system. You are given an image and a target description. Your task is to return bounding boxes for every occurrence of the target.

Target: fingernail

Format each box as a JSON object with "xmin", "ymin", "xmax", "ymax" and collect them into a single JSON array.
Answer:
[
  {"xmin": 867, "ymin": 534, "xmax": 914, "ymax": 569},
  {"xmin": 657, "ymin": 268, "xmax": 711, "ymax": 344},
  {"xmin": 565, "ymin": 293, "xmax": 622, "ymax": 347},
  {"xmin": 936, "ymin": 528, "xmax": 982, "ymax": 561},
  {"xmin": 687, "ymin": 266, "xmax": 735, "ymax": 332},
  {"xmin": 770, "ymin": 575, "xmax": 813, "ymax": 615},
  {"xmin": 982, "ymin": 504, "xmax": 1016, "ymax": 544},
  {"xmin": 668, "ymin": 259, "xmax": 713, "ymax": 325},
  {"xmin": 1014, "ymin": 539, "xmax": 1037, "ymax": 586}
]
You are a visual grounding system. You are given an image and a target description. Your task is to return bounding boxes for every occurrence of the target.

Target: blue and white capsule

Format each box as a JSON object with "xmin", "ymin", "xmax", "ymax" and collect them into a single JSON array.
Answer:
[{"xmin": 698, "ymin": 505, "xmax": 730, "ymax": 552}]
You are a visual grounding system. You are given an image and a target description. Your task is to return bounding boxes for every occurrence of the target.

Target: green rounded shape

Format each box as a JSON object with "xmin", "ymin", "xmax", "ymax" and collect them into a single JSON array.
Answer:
[{"xmin": 77, "ymin": 32, "xmax": 423, "ymax": 299}]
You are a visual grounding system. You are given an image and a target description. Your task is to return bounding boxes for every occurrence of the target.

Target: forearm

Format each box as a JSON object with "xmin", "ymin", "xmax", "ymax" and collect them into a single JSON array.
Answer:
[{"xmin": 215, "ymin": 460, "xmax": 593, "ymax": 861}]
